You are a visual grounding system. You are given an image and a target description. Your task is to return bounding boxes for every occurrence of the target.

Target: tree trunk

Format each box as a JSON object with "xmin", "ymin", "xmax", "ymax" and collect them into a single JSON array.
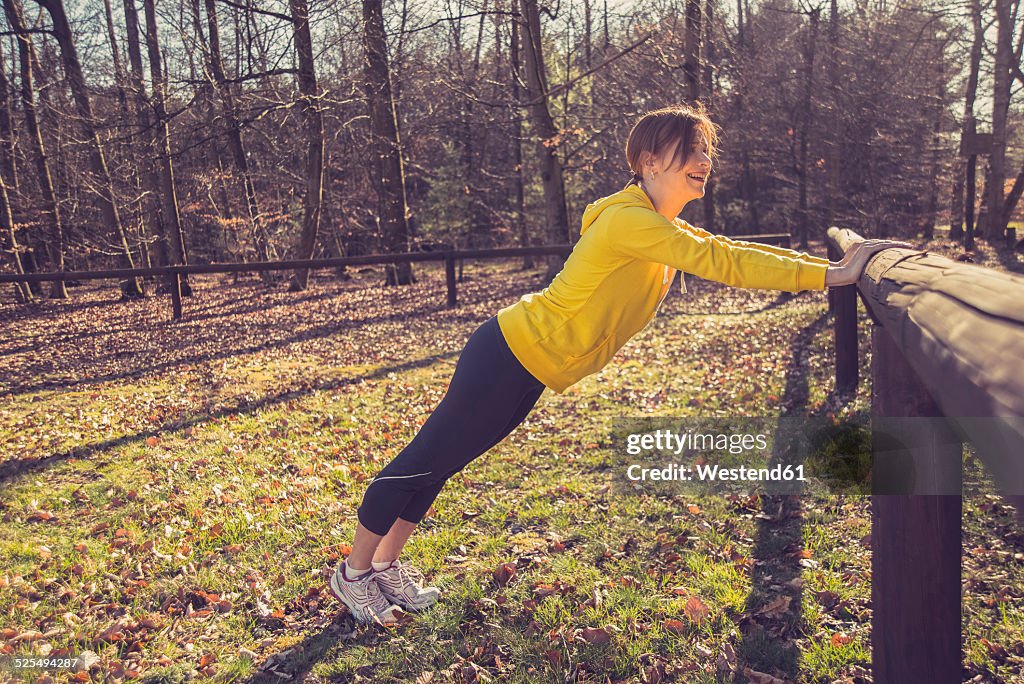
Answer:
[
  {"xmin": 702, "ymin": 0, "xmax": 716, "ymax": 230},
  {"xmin": 122, "ymin": 0, "xmax": 168, "ymax": 281},
  {"xmin": 0, "ymin": 38, "xmax": 17, "ymax": 194},
  {"xmin": 824, "ymin": 0, "xmax": 839, "ymax": 233},
  {"xmin": 142, "ymin": 0, "xmax": 190, "ymax": 294},
  {"xmin": 34, "ymin": 0, "xmax": 143, "ymax": 296},
  {"xmin": 987, "ymin": 0, "xmax": 1011, "ymax": 240},
  {"xmin": 923, "ymin": 54, "xmax": 945, "ymax": 239},
  {"xmin": 796, "ymin": 8, "xmax": 819, "ymax": 249},
  {"xmin": 103, "ymin": 0, "xmax": 151, "ymax": 270},
  {"xmin": 1001, "ymin": 162, "xmax": 1024, "ymax": 231},
  {"xmin": 362, "ymin": 0, "xmax": 413, "ymax": 285},
  {"xmin": 203, "ymin": 0, "xmax": 274, "ymax": 278},
  {"xmin": 683, "ymin": 0, "xmax": 701, "ymax": 102},
  {"xmin": 510, "ymin": 4, "xmax": 533, "ymax": 268},
  {"xmin": 952, "ymin": 0, "xmax": 984, "ymax": 242},
  {"xmin": 965, "ymin": 118, "xmax": 978, "ymax": 251},
  {"xmin": 4, "ymin": 0, "xmax": 67, "ymax": 299},
  {"xmin": 521, "ymin": 0, "xmax": 569, "ymax": 279},
  {"xmin": 0, "ymin": 30, "xmax": 31, "ymax": 302},
  {"xmin": 287, "ymin": 0, "xmax": 324, "ymax": 291}
]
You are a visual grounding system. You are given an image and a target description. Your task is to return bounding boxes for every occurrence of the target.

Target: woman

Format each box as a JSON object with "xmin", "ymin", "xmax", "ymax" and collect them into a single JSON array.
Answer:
[{"xmin": 328, "ymin": 104, "xmax": 911, "ymax": 625}]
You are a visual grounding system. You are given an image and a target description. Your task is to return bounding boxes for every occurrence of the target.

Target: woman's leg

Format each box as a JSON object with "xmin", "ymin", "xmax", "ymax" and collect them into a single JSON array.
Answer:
[
  {"xmin": 347, "ymin": 317, "xmax": 544, "ymax": 565},
  {"xmin": 390, "ymin": 381, "xmax": 545, "ymax": 534}
]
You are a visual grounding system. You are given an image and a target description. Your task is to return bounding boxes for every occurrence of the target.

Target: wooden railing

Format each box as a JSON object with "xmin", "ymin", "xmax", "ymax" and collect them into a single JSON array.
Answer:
[
  {"xmin": 0, "ymin": 233, "xmax": 792, "ymax": 321},
  {"xmin": 826, "ymin": 226, "xmax": 1024, "ymax": 684}
]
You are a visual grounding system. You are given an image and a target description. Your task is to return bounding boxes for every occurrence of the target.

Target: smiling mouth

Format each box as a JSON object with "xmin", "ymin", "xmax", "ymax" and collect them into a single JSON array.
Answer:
[{"xmin": 687, "ymin": 173, "xmax": 706, "ymax": 182}]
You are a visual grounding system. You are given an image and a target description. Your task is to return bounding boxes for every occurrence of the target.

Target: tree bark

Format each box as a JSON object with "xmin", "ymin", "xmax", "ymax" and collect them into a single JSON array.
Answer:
[
  {"xmin": 4, "ymin": 0, "xmax": 66, "ymax": 298},
  {"xmin": 122, "ymin": 0, "xmax": 167, "ymax": 279},
  {"xmin": 824, "ymin": 0, "xmax": 840, "ymax": 233},
  {"xmin": 142, "ymin": 0, "xmax": 190, "ymax": 292},
  {"xmin": 33, "ymin": 0, "xmax": 143, "ymax": 296},
  {"xmin": 520, "ymin": 0, "xmax": 569, "ymax": 278},
  {"xmin": 0, "ymin": 40, "xmax": 31, "ymax": 303},
  {"xmin": 510, "ymin": 3, "xmax": 533, "ymax": 268},
  {"xmin": 287, "ymin": 0, "xmax": 324, "ymax": 291},
  {"xmin": 923, "ymin": 50, "xmax": 945, "ymax": 239},
  {"xmin": 987, "ymin": 0, "xmax": 1011, "ymax": 239},
  {"xmin": 952, "ymin": 0, "xmax": 984, "ymax": 242},
  {"xmin": 796, "ymin": 8, "xmax": 819, "ymax": 249},
  {"xmin": 683, "ymin": 0, "xmax": 701, "ymax": 102},
  {"xmin": 203, "ymin": 0, "xmax": 275, "ymax": 277},
  {"xmin": 701, "ymin": 0, "xmax": 716, "ymax": 231},
  {"xmin": 362, "ymin": 0, "xmax": 413, "ymax": 285},
  {"xmin": 103, "ymin": 0, "xmax": 151, "ymax": 270}
]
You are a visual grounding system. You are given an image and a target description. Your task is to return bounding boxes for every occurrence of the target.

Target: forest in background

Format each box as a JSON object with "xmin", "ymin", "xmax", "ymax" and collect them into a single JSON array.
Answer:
[{"xmin": 1, "ymin": 0, "xmax": 1023, "ymax": 299}]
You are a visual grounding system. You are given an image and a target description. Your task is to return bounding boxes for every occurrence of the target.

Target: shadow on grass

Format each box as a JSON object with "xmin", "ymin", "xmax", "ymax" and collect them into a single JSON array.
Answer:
[
  {"xmin": 0, "ymin": 347, "xmax": 460, "ymax": 486},
  {"xmin": 0, "ymin": 271, "xmax": 527, "ymax": 398},
  {"xmin": 735, "ymin": 310, "xmax": 858, "ymax": 680}
]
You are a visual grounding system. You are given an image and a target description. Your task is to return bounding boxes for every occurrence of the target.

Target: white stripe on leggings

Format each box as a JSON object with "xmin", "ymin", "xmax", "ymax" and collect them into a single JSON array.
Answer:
[{"xmin": 368, "ymin": 471, "xmax": 433, "ymax": 485}]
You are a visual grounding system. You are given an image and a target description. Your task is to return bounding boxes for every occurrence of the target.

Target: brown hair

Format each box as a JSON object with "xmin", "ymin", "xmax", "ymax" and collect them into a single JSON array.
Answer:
[{"xmin": 624, "ymin": 103, "xmax": 720, "ymax": 189}]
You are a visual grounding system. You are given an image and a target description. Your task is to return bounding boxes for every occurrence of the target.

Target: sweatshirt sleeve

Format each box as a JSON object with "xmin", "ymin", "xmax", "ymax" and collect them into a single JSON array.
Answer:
[
  {"xmin": 608, "ymin": 209, "xmax": 828, "ymax": 292},
  {"xmin": 678, "ymin": 220, "xmax": 831, "ymax": 266}
]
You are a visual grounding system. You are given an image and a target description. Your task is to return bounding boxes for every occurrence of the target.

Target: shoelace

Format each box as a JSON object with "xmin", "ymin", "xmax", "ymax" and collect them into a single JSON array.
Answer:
[
  {"xmin": 346, "ymin": 570, "xmax": 394, "ymax": 614},
  {"xmin": 391, "ymin": 562, "xmax": 426, "ymax": 588}
]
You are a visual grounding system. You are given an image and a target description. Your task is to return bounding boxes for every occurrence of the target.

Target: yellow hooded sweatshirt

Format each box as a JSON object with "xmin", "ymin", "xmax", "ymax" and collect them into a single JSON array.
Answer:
[{"xmin": 496, "ymin": 184, "xmax": 830, "ymax": 394}]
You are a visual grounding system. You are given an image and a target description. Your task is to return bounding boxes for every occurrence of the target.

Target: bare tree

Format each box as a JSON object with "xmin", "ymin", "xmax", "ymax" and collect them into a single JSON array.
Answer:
[
  {"xmin": 0, "ymin": 37, "xmax": 31, "ymax": 302},
  {"xmin": 287, "ymin": 0, "xmax": 324, "ymax": 290},
  {"xmin": 520, "ymin": 0, "xmax": 569, "ymax": 278},
  {"xmin": 362, "ymin": 0, "xmax": 413, "ymax": 285},
  {"xmin": 987, "ymin": 0, "xmax": 1013, "ymax": 239},
  {"xmin": 4, "ymin": 0, "xmax": 66, "ymax": 298},
  {"xmin": 684, "ymin": 0, "xmax": 702, "ymax": 102},
  {"xmin": 509, "ymin": 1, "xmax": 533, "ymax": 268},
  {"xmin": 142, "ymin": 0, "xmax": 190, "ymax": 292},
  {"xmin": 202, "ymin": 0, "xmax": 275, "ymax": 275},
  {"xmin": 32, "ymin": 0, "xmax": 143, "ymax": 295}
]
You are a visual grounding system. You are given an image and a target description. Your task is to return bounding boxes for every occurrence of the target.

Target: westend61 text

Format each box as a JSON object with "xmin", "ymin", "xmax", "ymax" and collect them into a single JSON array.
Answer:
[{"xmin": 626, "ymin": 463, "xmax": 807, "ymax": 482}]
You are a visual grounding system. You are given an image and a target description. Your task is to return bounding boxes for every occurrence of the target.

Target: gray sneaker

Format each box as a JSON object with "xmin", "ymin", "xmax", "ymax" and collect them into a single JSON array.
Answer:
[
  {"xmin": 328, "ymin": 562, "xmax": 404, "ymax": 626},
  {"xmin": 372, "ymin": 560, "xmax": 442, "ymax": 610}
]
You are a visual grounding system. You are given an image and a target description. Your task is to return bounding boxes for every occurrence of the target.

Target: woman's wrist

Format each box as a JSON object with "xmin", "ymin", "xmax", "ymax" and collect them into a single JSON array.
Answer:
[{"xmin": 825, "ymin": 264, "xmax": 838, "ymax": 287}]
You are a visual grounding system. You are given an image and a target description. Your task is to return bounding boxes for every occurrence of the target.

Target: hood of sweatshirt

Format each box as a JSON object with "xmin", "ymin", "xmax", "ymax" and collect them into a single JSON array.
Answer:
[{"xmin": 580, "ymin": 184, "xmax": 652, "ymax": 236}]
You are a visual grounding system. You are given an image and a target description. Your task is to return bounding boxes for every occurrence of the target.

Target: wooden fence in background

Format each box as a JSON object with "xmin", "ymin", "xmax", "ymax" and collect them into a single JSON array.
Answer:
[{"xmin": 0, "ymin": 234, "xmax": 791, "ymax": 320}]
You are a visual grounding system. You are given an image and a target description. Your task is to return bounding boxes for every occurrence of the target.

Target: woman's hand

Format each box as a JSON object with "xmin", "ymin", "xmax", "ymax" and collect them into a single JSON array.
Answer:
[{"xmin": 825, "ymin": 239, "xmax": 915, "ymax": 287}]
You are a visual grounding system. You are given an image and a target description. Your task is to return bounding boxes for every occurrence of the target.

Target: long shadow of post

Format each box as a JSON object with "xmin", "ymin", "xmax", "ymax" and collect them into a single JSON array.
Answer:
[{"xmin": 734, "ymin": 311, "xmax": 854, "ymax": 680}]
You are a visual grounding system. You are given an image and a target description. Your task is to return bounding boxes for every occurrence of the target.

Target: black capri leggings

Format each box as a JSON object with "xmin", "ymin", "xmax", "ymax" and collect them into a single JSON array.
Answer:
[{"xmin": 356, "ymin": 316, "xmax": 546, "ymax": 536}]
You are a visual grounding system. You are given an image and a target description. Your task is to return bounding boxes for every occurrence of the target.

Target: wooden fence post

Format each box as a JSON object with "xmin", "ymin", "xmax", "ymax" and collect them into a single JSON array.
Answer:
[
  {"xmin": 828, "ymin": 231, "xmax": 858, "ymax": 394},
  {"xmin": 871, "ymin": 324, "xmax": 962, "ymax": 684},
  {"xmin": 445, "ymin": 253, "xmax": 457, "ymax": 307},
  {"xmin": 169, "ymin": 269, "xmax": 182, "ymax": 321}
]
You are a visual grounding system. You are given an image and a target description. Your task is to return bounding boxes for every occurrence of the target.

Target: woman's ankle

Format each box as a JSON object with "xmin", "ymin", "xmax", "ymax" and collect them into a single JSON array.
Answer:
[{"xmin": 371, "ymin": 558, "xmax": 397, "ymax": 571}]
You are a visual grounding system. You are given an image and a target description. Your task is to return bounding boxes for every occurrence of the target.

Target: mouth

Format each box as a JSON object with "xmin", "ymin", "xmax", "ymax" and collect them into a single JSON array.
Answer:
[{"xmin": 687, "ymin": 173, "xmax": 707, "ymax": 183}]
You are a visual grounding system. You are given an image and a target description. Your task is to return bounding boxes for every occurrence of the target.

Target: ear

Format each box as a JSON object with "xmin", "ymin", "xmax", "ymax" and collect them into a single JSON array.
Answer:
[{"xmin": 639, "ymin": 150, "xmax": 658, "ymax": 175}]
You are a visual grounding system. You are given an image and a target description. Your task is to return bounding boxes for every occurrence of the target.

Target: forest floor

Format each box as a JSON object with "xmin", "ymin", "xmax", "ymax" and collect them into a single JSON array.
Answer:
[{"xmin": 0, "ymin": 235, "xmax": 1022, "ymax": 684}]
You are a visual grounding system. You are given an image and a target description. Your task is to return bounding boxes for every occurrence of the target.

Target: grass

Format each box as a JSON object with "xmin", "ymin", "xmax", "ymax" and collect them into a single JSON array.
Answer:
[{"xmin": 1, "ymin": 249, "xmax": 1022, "ymax": 683}]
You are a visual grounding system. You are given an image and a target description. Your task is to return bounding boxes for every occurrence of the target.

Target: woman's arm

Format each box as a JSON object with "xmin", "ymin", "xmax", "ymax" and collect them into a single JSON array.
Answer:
[
  {"xmin": 611, "ymin": 210, "xmax": 912, "ymax": 292},
  {"xmin": 677, "ymin": 220, "xmax": 830, "ymax": 265}
]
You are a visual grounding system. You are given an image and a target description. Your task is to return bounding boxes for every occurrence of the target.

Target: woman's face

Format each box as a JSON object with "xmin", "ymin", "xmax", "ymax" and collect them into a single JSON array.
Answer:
[{"xmin": 645, "ymin": 132, "xmax": 711, "ymax": 206}]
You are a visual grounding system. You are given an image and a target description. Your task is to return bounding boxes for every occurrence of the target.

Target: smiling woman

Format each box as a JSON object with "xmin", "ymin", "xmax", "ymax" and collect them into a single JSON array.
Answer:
[
  {"xmin": 624, "ymin": 103, "xmax": 720, "ymax": 216},
  {"xmin": 326, "ymin": 103, "xmax": 913, "ymax": 627}
]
